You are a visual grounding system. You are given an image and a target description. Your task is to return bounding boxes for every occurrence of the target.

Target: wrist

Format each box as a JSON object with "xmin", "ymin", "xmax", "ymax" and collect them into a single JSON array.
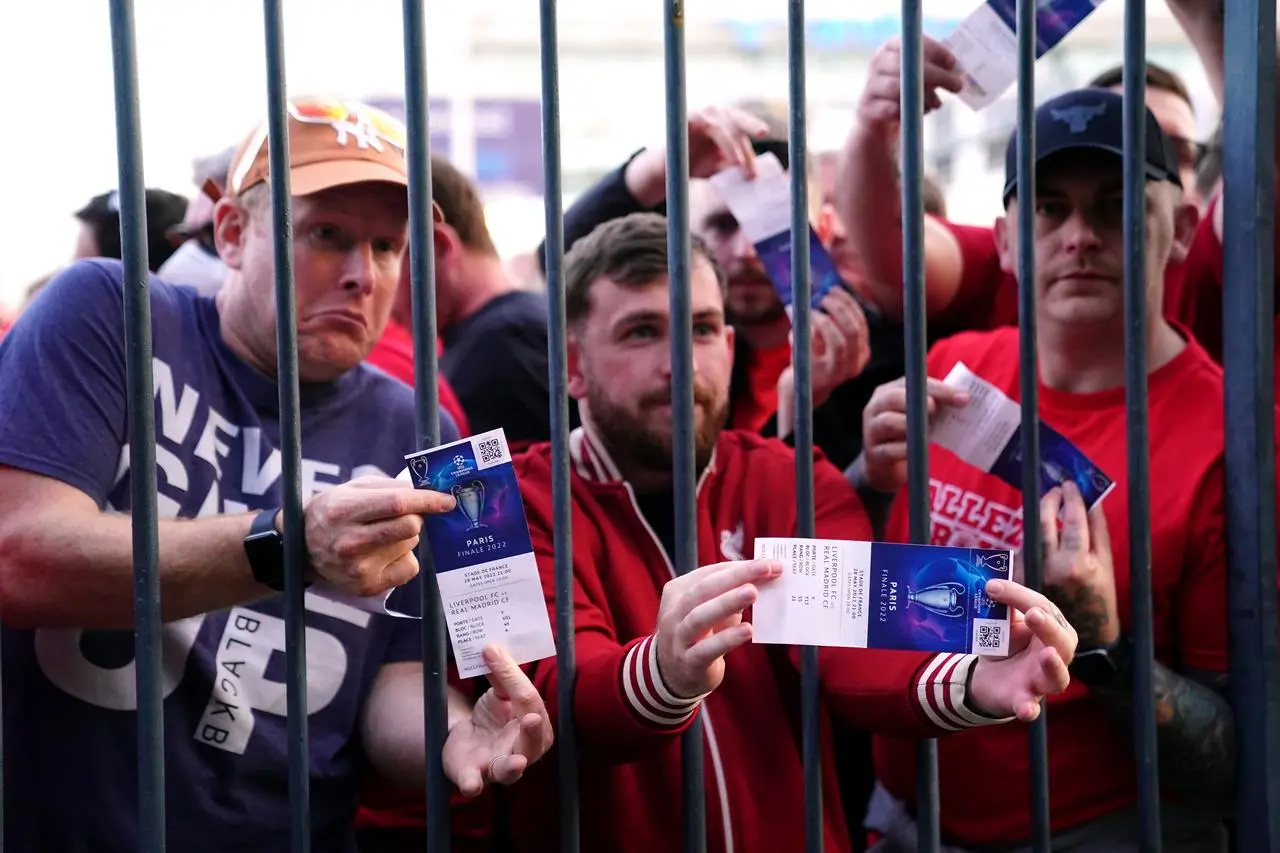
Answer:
[{"xmin": 623, "ymin": 149, "xmax": 668, "ymax": 208}]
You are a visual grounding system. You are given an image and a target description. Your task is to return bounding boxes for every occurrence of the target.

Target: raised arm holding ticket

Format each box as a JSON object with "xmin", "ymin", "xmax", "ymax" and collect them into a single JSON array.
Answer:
[
  {"xmin": 848, "ymin": 90, "xmax": 1241, "ymax": 851},
  {"xmin": 502, "ymin": 212, "xmax": 1075, "ymax": 853}
]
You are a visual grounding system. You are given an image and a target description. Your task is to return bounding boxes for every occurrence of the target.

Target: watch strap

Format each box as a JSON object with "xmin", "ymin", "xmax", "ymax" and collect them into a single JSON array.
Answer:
[{"xmin": 245, "ymin": 507, "xmax": 286, "ymax": 591}]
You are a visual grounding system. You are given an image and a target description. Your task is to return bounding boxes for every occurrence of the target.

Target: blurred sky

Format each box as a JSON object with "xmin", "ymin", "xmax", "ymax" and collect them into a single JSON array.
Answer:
[{"xmin": 0, "ymin": 0, "xmax": 1179, "ymax": 310}]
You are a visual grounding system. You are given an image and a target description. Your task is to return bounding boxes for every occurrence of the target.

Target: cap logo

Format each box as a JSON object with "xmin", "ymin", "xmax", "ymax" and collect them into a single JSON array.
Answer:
[
  {"xmin": 1050, "ymin": 103, "xmax": 1107, "ymax": 134},
  {"xmin": 288, "ymin": 99, "xmax": 407, "ymax": 153}
]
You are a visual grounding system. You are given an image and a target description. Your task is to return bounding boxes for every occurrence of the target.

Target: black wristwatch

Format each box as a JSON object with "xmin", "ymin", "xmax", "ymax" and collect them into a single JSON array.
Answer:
[
  {"xmin": 244, "ymin": 507, "xmax": 291, "ymax": 592},
  {"xmin": 1070, "ymin": 634, "xmax": 1133, "ymax": 689}
]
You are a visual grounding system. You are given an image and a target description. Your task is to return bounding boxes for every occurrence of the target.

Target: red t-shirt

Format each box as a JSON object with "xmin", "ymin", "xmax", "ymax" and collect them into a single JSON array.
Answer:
[
  {"xmin": 1164, "ymin": 195, "xmax": 1280, "ymax": 392},
  {"xmin": 876, "ymin": 327, "xmax": 1231, "ymax": 846},
  {"xmin": 732, "ymin": 340, "xmax": 792, "ymax": 433},
  {"xmin": 365, "ymin": 320, "xmax": 472, "ymax": 436},
  {"xmin": 932, "ymin": 216, "xmax": 1198, "ymax": 338}
]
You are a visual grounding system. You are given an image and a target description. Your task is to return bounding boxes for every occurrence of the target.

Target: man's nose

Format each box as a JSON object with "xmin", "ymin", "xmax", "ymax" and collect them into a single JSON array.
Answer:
[
  {"xmin": 1059, "ymin": 209, "xmax": 1104, "ymax": 254},
  {"xmin": 341, "ymin": 244, "xmax": 378, "ymax": 295},
  {"xmin": 730, "ymin": 227, "xmax": 757, "ymax": 262}
]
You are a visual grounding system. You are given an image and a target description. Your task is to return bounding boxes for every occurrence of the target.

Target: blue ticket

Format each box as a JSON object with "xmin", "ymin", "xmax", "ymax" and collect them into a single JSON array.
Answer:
[
  {"xmin": 404, "ymin": 428, "xmax": 555, "ymax": 677},
  {"xmin": 930, "ymin": 361, "xmax": 1115, "ymax": 509},
  {"xmin": 945, "ymin": 0, "xmax": 1108, "ymax": 109},
  {"xmin": 753, "ymin": 226, "xmax": 846, "ymax": 311},
  {"xmin": 708, "ymin": 152, "xmax": 846, "ymax": 313},
  {"xmin": 753, "ymin": 538, "xmax": 1013, "ymax": 655}
]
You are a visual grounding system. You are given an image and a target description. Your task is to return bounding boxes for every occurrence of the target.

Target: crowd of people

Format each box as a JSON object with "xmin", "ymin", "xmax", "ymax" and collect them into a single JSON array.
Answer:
[{"xmin": 0, "ymin": 1, "xmax": 1269, "ymax": 851}]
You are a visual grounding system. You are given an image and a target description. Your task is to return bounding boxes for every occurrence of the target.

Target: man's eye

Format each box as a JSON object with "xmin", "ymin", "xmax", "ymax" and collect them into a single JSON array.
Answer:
[{"xmin": 624, "ymin": 325, "xmax": 658, "ymax": 340}]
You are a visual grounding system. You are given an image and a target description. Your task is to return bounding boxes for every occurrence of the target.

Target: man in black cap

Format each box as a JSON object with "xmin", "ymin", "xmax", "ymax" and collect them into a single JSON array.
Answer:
[{"xmin": 850, "ymin": 87, "xmax": 1240, "ymax": 852}]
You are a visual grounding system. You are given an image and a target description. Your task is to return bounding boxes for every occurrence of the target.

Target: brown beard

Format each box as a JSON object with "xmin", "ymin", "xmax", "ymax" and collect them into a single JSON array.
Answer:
[{"xmin": 587, "ymin": 381, "xmax": 729, "ymax": 480}]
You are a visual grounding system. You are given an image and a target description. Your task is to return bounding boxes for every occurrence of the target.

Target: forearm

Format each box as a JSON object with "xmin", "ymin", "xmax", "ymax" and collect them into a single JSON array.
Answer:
[
  {"xmin": 1166, "ymin": 0, "xmax": 1225, "ymax": 107},
  {"xmin": 836, "ymin": 124, "xmax": 906, "ymax": 320},
  {"xmin": 1092, "ymin": 660, "xmax": 1237, "ymax": 811},
  {"xmin": 1, "ymin": 509, "xmax": 270, "ymax": 630},
  {"xmin": 362, "ymin": 662, "xmax": 431, "ymax": 787}
]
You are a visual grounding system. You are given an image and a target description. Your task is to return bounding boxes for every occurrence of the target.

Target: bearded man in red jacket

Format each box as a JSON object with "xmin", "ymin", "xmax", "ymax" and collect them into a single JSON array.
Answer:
[{"xmin": 505, "ymin": 211, "xmax": 1079, "ymax": 853}]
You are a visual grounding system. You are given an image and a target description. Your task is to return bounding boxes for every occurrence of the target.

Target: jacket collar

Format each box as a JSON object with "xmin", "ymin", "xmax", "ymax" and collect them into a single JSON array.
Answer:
[{"xmin": 569, "ymin": 418, "xmax": 719, "ymax": 491}]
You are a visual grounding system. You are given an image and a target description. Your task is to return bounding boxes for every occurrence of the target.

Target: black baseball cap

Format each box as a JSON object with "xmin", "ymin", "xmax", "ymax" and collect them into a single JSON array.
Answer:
[{"xmin": 1001, "ymin": 88, "xmax": 1182, "ymax": 206}]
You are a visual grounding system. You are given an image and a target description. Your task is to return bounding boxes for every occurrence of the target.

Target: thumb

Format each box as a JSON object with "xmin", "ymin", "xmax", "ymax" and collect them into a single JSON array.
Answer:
[
  {"xmin": 483, "ymin": 644, "xmax": 521, "ymax": 702},
  {"xmin": 454, "ymin": 765, "xmax": 484, "ymax": 799}
]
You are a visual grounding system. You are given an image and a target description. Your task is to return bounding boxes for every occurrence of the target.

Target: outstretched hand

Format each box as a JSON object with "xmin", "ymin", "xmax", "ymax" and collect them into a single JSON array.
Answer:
[
  {"xmin": 443, "ymin": 645, "xmax": 554, "ymax": 798},
  {"xmin": 969, "ymin": 579, "xmax": 1079, "ymax": 722}
]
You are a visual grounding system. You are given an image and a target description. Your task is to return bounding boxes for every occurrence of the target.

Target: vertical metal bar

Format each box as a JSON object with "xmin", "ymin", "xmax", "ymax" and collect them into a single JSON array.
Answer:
[
  {"xmin": 662, "ymin": 3, "xmax": 706, "ymax": 852},
  {"xmin": 1120, "ymin": 5, "xmax": 1160, "ymax": 851},
  {"xmin": 260, "ymin": 2, "xmax": 311, "ymax": 851},
  {"xmin": 784, "ymin": 2, "xmax": 822, "ymax": 852},
  {"xmin": 1012, "ymin": 2, "xmax": 1050, "ymax": 851},
  {"xmin": 537, "ymin": 2, "xmax": 580, "ymax": 851},
  {"xmin": 1222, "ymin": 0, "xmax": 1280, "ymax": 848},
  {"xmin": 399, "ymin": 4, "xmax": 450, "ymax": 852},
  {"xmin": 108, "ymin": 1, "xmax": 165, "ymax": 850},
  {"xmin": 898, "ymin": 2, "xmax": 939, "ymax": 849}
]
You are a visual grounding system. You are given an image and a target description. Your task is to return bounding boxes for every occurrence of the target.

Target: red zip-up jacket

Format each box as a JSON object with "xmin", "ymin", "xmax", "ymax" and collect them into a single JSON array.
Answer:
[{"xmin": 507, "ymin": 426, "xmax": 1009, "ymax": 853}]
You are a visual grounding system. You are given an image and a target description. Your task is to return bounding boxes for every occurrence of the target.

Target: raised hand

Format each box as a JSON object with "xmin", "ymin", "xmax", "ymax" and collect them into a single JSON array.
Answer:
[{"xmin": 654, "ymin": 559, "xmax": 783, "ymax": 699}]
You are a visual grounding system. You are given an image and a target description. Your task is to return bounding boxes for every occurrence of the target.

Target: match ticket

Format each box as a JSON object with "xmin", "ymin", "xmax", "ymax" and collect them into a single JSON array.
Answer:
[
  {"xmin": 929, "ymin": 361, "xmax": 1115, "ymax": 509},
  {"xmin": 403, "ymin": 429, "xmax": 555, "ymax": 678},
  {"xmin": 945, "ymin": 0, "xmax": 1109, "ymax": 110},
  {"xmin": 708, "ymin": 152, "xmax": 845, "ymax": 315},
  {"xmin": 753, "ymin": 537, "xmax": 1013, "ymax": 656}
]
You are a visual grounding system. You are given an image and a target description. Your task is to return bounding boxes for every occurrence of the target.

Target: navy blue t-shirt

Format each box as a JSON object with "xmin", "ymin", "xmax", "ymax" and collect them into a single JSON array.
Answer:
[{"xmin": 0, "ymin": 260, "xmax": 458, "ymax": 852}]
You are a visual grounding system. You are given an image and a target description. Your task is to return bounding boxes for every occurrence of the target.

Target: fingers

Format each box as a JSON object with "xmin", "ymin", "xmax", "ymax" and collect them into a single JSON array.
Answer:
[
  {"xmin": 343, "ymin": 487, "xmax": 458, "ymax": 524},
  {"xmin": 1040, "ymin": 488, "xmax": 1062, "ymax": 553},
  {"xmin": 454, "ymin": 764, "xmax": 484, "ymax": 799},
  {"xmin": 677, "ymin": 560, "xmax": 782, "ymax": 620},
  {"xmin": 818, "ymin": 288, "xmax": 870, "ymax": 377},
  {"xmin": 865, "ymin": 378, "xmax": 971, "ymax": 422},
  {"xmin": 987, "ymin": 579, "xmax": 1079, "ymax": 665},
  {"xmin": 1023, "ymin": 604, "xmax": 1078, "ymax": 667},
  {"xmin": 861, "ymin": 37, "xmax": 965, "ymax": 124},
  {"xmin": 482, "ymin": 645, "xmax": 546, "ymax": 727},
  {"xmin": 1057, "ymin": 481, "xmax": 1091, "ymax": 554},
  {"xmin": 1086, "ymin": 499, "xmax": 1112, "ymax": 557},
  {"xmin": 679, "ymin": 584, "xmax": 760, "ymax": 646},
  {"xmin": 865, "ymin": 410, "xmax": 908, "ymax": 447},
  {"xmin": 690, "ymin": 106, "xmax": 769, "ymax": 179},
  {"xmin": 684, "ymin": 622, "xmax": 755, "ymax": 671}
]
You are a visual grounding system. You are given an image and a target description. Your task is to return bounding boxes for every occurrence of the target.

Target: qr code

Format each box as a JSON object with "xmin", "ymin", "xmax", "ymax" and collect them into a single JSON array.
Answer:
[
  {"xmin": 477, "ymin": 437, "xmax": 504, "ymax": 465},
  {"xmin": 976, "ymin": 623, "xmax": 1003, "ymax": 650}
]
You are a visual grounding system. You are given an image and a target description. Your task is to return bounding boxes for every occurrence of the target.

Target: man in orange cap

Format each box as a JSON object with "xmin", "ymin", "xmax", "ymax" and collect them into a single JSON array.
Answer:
[{"xmin": 0, "ymin": 97, "xmax": 551, "ymax": 852}]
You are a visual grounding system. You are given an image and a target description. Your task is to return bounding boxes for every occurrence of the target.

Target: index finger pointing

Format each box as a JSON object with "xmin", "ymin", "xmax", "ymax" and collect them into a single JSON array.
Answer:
[{"xmin": 349, "ymin": 487, "xmax": 457, "ymax": 523}]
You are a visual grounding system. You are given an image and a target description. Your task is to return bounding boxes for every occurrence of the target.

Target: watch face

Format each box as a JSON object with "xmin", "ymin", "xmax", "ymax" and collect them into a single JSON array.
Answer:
[{"xmin": 1071, "ymin": 649, "xmax": 1117, "ymax": 686}]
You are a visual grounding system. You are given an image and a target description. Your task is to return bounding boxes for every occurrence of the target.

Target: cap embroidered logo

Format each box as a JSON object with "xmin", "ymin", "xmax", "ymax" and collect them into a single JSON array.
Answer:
[
  {"xmin": 288, "ymin": 99, "xmax": 406, "ymax": 153},
  {"xmin": 1050, "ymin": 103, "xmax": 1107, "ymax": 134}
]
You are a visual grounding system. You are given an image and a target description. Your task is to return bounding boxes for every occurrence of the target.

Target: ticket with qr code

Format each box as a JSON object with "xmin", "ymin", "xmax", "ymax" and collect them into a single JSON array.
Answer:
[
  {"xmin": 752, "ymin": 538, "xmax": 1013, "ymax": 656},
  {"xmin": 945, "ymin": 0, "xmax": 1108, "ymax": 110},
  {"xmin": 401, "ymin": 428, "xmax": 555, "ymax": 678},
  {"xmin": 929, "ymin": 361, "xmax": 1116, "ymax": 510},
  {"xmin": 707, "ymin": 152, "xmax": 846, "ymax": 315}
]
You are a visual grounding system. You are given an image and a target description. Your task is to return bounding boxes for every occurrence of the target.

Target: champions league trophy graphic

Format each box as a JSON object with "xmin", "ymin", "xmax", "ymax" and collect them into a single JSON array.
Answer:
[
  {"xmin": 451, "ymin": 480, "xmax": 488, "ymax": 530},
  {"xmin": 906, "ymin": 580, "xmax": 967, "ymax": 618}
]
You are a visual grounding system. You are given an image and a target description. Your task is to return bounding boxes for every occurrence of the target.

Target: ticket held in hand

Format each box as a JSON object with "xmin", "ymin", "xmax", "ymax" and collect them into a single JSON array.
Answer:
[
  {"xmin": 753, "ymin": 537, "xmax": 1013, "ymax": 656},
  {"xmin": 403, "ymin": 428, "xmax": 556, "ymax": 678},
  {"xmin": 929, "ymin": 361, "xmax": 1115, "ymax": 510}
]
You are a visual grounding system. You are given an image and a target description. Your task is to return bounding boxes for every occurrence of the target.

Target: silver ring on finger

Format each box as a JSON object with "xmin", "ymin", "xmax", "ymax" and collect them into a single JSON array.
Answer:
[{"xmin": 488, "ymin": 754, "xmax": 508, "ymax": 782}]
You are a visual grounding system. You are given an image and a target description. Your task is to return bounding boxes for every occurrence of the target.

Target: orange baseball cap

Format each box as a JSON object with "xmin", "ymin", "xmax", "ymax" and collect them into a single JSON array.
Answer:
[{"xmin": 224, "ymin": 96, "xmax": 442, "ymax": 221}]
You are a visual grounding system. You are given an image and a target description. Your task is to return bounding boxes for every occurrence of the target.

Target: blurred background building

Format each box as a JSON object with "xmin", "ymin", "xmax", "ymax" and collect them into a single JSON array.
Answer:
[{"xmin": 0, "ymin": 0, "xmax": 1214, "ymax": 310}]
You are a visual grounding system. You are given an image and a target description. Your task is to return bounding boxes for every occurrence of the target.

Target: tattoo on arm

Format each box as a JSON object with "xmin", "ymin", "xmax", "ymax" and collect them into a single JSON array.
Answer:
[
  {"xmin": 1093, "ymin": 664, "xmax": 1237, "ymax": 813},
  {"xmin": 1045, "ymin": 582, "xmax": 1113, "ymax": 648}
]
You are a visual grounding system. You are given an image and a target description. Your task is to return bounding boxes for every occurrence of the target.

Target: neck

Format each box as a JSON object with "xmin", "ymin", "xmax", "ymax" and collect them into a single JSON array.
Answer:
[
  {"xmin": 215, "ymin": 280, "xmax": 276, "ymax": 379},
  {"xmin": 1037, "ymin": 312, "xmax": 1185, "ymax": 393},
  {"xmin": 426, "ymin": 253, "xmax": 517, "ymax": 332},
  {"xmin": 735, "ymin": 313, "xmax": 792, "ymax": 350}
]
